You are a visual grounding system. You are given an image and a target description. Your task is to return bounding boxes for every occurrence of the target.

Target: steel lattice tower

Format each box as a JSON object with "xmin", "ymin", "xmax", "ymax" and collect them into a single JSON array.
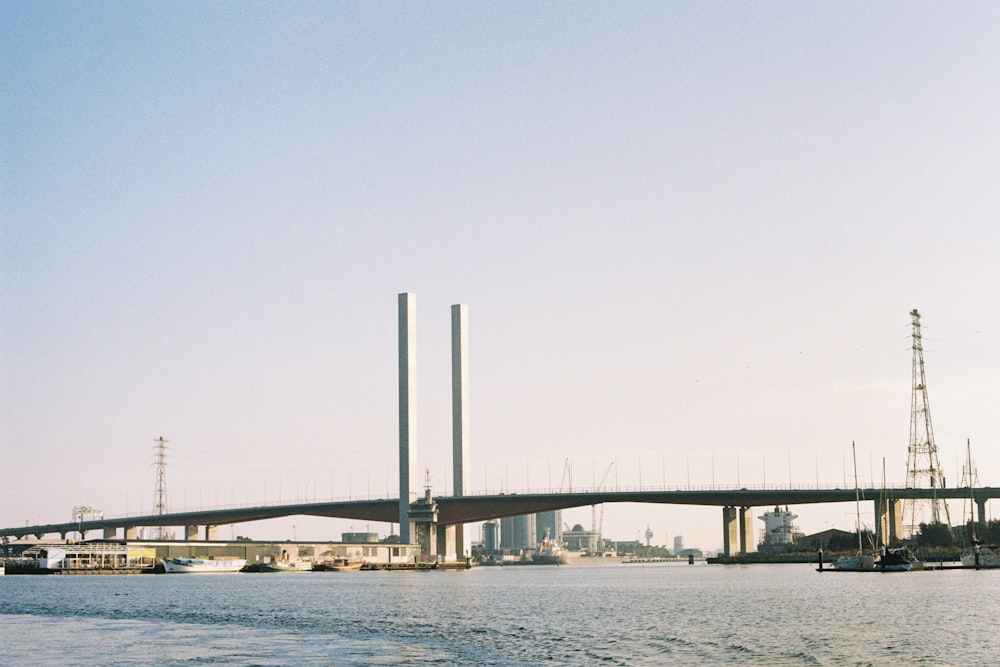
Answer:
[
  {"xmin": 152, "ymin": 436, "xmax": 170, "ymax": 540},
  {"xmin": 903, "ymin": 309, "xmax": 951, "ymax": 536}
]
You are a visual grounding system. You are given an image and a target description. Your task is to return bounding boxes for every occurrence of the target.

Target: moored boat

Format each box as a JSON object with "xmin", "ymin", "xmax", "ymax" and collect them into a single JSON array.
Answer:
[
  {"xmin": 833, "ymin": 442, "xmax": 876, "ymax": 572},
  {"xmin": 833, "ymin": 553, "xmax": 876, "ymax": 571},
  {"xmin": 162, "ymin": 556, "xmax": 247, "ymax": 573},
  {"xmin": 11, "ymin": 541, "xmax": 157, "ymax": 574},
  {"xmin": 958, "ymin": 442, "xmax": 998, "ymax": 568},
  {"xmin": 876, "ymin": 547, "xmax": 914, "ymax": 572},
  {"xmin": 259, "ymin": 559, "xmax": 313, "ymax": 572},
  {"xmin": 532, "ymin": 530, "xmax": 568, "ymax": 565},
  {"xmin": 315, "ymin": 558, "xmax": 363, "ymax": 572},
  {"xmin": 961, "ymin": 544, "xmax": 1000, "ymax": 568}
]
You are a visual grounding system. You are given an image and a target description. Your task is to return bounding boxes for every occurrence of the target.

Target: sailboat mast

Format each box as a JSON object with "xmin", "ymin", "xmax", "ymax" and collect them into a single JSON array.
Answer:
[
  {"xmin": 966, "ymin": 439, "xmax": 977, "ymax": 543},
  {"xmin": 852, "ymin": 442, "xmax": 862, "ymax": 554}
]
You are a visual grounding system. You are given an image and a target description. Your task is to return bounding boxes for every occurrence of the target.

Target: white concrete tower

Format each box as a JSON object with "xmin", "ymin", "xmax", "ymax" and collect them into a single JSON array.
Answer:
[
  {"xmin": 398, "ymin": 292, "xmax": 418, "ymax": 544},
  {"xmin": 451, "ymin": 304, "xmax": 470, "ymax": 556}
]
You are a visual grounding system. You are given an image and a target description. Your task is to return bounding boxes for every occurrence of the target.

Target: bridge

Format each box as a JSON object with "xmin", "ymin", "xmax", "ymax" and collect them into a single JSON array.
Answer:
[
  {"xmin": 4, "ymin": 486, "xmax": 997, "ymax": 558},
  {"xmin": 6, "ymin": 299, "xmax": 993, "ymax": 560}
]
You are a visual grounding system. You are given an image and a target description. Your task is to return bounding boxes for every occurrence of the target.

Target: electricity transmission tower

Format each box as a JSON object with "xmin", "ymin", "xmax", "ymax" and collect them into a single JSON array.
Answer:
[
  {"xmin": 152, "ymin": 436, "xmax": 171, "ymax": 540},
  {"xmin": 903, "ymin": 309, "xmax": 951, "ymax": 537}
]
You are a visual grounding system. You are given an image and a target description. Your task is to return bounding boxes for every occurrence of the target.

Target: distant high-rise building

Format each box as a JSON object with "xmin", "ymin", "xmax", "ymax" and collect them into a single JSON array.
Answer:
[
  {"xmin": 515, "ymin": 514, "xmax": 536, "ymax": 550},
  {"xmin": 499, "ymin": 516, "xmax": 515, "ymax": 550},
  {"xmin": 500, "ymin": 514, "xmax": 537, "ymax": 551},
  {"xmin": 673, "ymin": 535, "xmax": 684, "ymax": 555},
  {"xmin": 482, "ymin": 520, "xmax": 499, "ymax": 554}
]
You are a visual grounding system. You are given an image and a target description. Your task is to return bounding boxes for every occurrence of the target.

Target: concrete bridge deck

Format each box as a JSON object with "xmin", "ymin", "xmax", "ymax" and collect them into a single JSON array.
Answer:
[{"xmin": 3, "ymin": 486, "xmax": 997, "ymax": 542}]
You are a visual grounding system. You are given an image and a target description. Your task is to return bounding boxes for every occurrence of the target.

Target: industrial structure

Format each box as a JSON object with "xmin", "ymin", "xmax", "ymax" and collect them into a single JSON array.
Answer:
[
  {"xmin": 151, "ymin": 436, "xmax": 171, "ymax": 540},
  {"xmin": 903, "ymin": 309, "xmax": 952, "ymax": 536}
]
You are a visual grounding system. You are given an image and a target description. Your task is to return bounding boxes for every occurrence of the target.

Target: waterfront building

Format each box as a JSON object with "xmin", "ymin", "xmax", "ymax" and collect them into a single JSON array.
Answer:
[{"xmin": 563, "ymin": 523, "xmax": 600, "ymax": 553}]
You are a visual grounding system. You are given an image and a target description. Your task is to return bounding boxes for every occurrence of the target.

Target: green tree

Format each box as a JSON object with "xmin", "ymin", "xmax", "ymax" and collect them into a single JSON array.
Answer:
[{"xmin": 916, "ymin": 522, "xmax": 954, "ymax": 547}]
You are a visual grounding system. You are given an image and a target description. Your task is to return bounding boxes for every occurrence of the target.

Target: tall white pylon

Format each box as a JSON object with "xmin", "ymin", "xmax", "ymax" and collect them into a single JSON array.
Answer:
[{"xmin": 902, "ymin": 309, "xmax": 951, "ymax": 537}]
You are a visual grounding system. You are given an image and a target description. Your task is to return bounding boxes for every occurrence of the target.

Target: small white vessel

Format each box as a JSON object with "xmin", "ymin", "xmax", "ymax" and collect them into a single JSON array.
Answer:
[
  {"xmin": 833, "ymin": 442, "xmax": 876, "ymax": 572},
  {"xmin": 162, "ymin": 556, "xmax": 246, "ymax": 573},
  {"xmin": 259, "ymin": 559, "xmax": 313, "ymax": 572},
  {"xmin": 834, "ymin": 553, "xmax": 876, "ymax": 571},
  {"xmin": 961, "ymin": 544, "xmax": 1000, "ymax": 568}
]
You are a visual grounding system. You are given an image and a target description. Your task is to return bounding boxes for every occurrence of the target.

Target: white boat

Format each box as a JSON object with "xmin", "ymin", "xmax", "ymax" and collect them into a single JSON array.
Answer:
[
  {"xmin": 162, "ymin": 556, "xmax": 246, "ymax": 573},
  {"xmin": 259, "ymin": 559, "xmax": 312, "ymax": 572},
  {"xmin": 834, "ymin": 442, "xmax": 876, "ymax": 571},
  {"xmin": 834, "ymin": 553, "xmax": 875, "ymax": 571},
  {"xmin": 961, "ymin": 544, "xmax": 1000, "ymax": 568},
  {"xmin": 958, "ymin": 442, "xmax": 999, "ymax": 568}
]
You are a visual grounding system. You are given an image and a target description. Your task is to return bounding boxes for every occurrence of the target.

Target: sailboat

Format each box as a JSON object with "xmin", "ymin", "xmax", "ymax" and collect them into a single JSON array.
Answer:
[
  {"xmin": 874, "ymin": 457, "xmax": 916, "ymax": 572},
  {"xmin": 834, "ymin": 442, "xmax": 875, "ymax": 571},
  {"xmin": 959, "ymin": 440, "xmax": 1000, "ymax": 568}
]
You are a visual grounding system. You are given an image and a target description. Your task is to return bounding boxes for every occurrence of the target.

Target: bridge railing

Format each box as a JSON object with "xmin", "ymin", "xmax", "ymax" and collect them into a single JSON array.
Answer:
[
  {"xmin": 89, "ymin": 492, "xmax": 399, "ymax": 521},
  {"xmin": 53, "ymin": 480, "xmax": 918, "ymax": 522},
  {"xmin": 466, "ymin": 481, "xmax": 911, "ymax": 496}
]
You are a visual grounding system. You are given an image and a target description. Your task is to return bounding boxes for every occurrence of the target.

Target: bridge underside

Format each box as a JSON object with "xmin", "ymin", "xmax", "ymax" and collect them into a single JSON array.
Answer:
[{"xmin": 3, "ymin": 488, "xmax": 996, "ymax": 557}]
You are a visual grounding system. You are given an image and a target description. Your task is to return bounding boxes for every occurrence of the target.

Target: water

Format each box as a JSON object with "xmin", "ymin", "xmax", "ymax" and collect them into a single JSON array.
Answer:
[{"xmin": 2, "ymin": 563, "xmax": 998, "ymax": 665}]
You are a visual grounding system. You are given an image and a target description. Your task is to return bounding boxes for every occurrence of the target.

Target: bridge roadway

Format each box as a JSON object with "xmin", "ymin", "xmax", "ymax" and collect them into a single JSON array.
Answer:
[{"xmin": 4, "ymin": 487, "xmax": 997, "ymax": 546}]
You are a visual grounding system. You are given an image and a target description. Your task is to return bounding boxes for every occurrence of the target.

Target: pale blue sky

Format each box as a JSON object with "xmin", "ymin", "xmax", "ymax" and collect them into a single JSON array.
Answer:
[{"xmin": 2, "ymin": 3, "xmax": 998, "ymax": 549}]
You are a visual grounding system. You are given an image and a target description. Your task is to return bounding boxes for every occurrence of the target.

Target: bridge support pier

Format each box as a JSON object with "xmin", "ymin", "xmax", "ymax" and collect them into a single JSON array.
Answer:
[
  {"xmin": 104, "ymin": 527, "xmax": 118, "ymax": 539},
  {"xmin": 410, "ymin": 489, "xmax": 439, "ymax": 562},
  {"xmin": 453, "ymin": 523, "xmax": 467, "ymax": 559},
  {"xmin": 124, "ymin": 526, "xmax": 138, "ymax": 540},
  {"xmin": 185, "ymin": 525, "xmax": 199, "ymax": 540},
  {"xmin": 205, "ymin": 525, "xmax": 219, "ymax": 540},
  {"xmin": 874, "ymin": 498, "xmax": 886, "ymax": 547},
  {"xmin": 977, "ymin": 499, "xmax": 988, "ymax": 526},
  {"xmin": 436, "ymin": 524, "xmax": 456, "ymax": 561},
  {"xmin": 722, "ymin": 506, "xmax": 738, "ymax": 558},
  {"xmin": 738, "ymin": 507, "xmax": 755, "ymax": 554},
  {"xmin": 887, "ymin": 499, "xmax": 903, "ymax": 544}
]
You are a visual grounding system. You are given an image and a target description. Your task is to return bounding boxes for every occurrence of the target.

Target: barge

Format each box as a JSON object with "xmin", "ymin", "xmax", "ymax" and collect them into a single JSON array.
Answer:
[{"xmin": 6, "ymin": 540, "xmax": 156, "ymax": 574}]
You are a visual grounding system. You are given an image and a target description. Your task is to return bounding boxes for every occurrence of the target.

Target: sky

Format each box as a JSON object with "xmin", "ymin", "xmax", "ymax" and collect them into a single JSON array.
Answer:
[{"xmin": 2, "ymin": 2, "xmax": 998, "ymax": 553}]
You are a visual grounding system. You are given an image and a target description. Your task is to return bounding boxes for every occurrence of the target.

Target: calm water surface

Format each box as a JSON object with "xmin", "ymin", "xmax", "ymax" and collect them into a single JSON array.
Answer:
[{"xmin": 2, "ymin": 562, "xmax": 997, "ymax": 665}]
